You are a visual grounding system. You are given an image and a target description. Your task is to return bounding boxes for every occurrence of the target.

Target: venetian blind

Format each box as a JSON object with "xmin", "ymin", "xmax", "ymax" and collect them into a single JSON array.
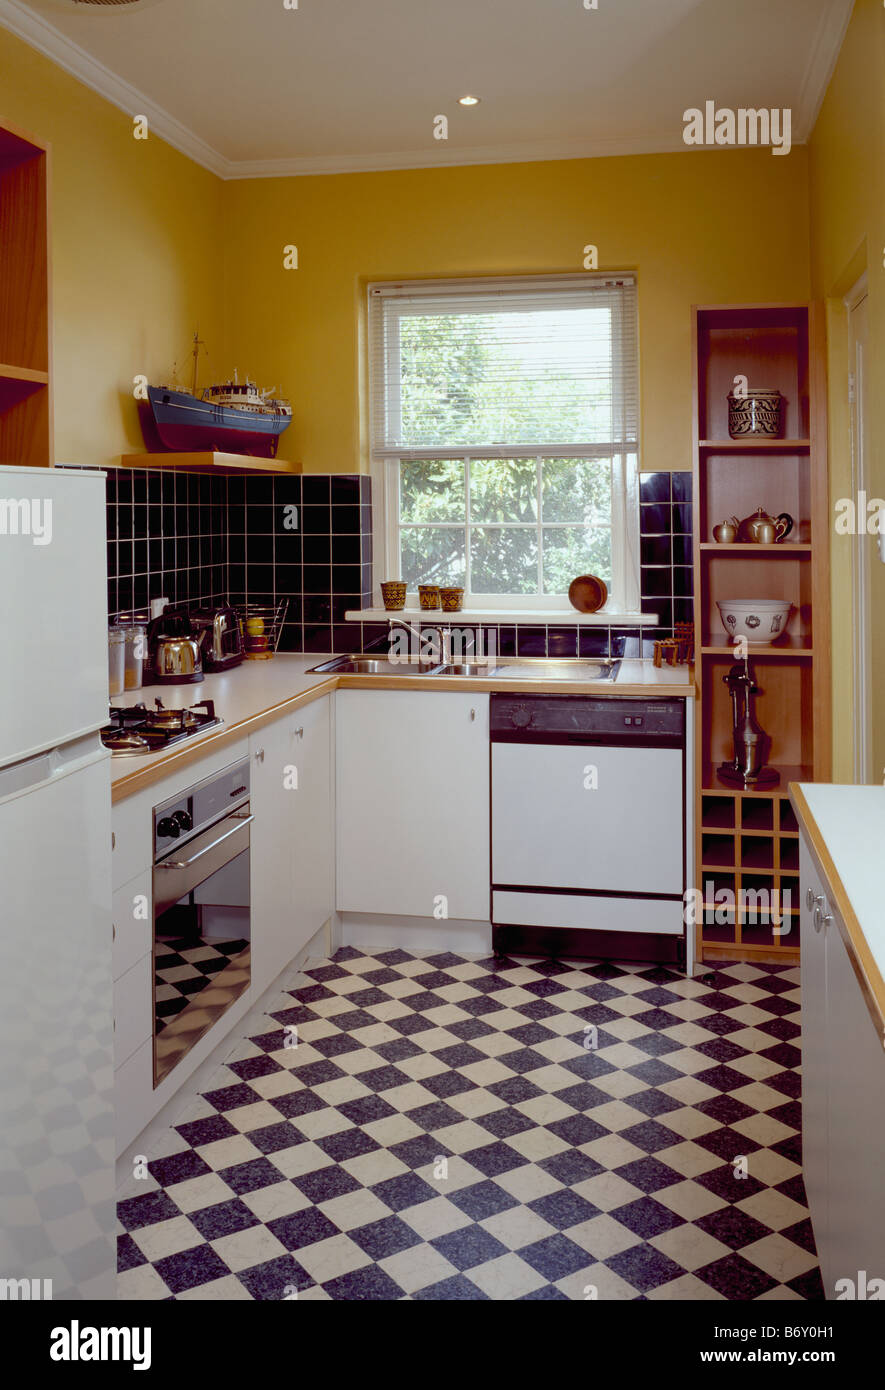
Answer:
[{"xmin": 369, "ymin": 274, "xmax": 638, "ymax": 458}]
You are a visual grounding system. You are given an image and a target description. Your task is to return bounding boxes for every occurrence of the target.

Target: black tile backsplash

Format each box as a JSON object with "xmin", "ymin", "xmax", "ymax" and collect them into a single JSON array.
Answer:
[
  {"xmin": 104, "ymin": 468, "xmax": 692, "ymax": 659},
  {"xmin": 105, "ymin": 469, "xmax": 373, "ymax": 653}
]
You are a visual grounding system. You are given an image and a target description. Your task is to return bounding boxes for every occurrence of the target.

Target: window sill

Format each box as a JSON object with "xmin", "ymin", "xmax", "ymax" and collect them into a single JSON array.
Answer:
[{"xmin": 345, "ymin": 607, "xmax": 659, "ymax": 626}]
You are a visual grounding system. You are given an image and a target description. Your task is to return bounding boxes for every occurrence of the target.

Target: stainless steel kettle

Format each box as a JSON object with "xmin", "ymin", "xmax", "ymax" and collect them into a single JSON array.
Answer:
[{"xmin": 148, "ymin": 610, "xmax": 204, "ymax": 685}]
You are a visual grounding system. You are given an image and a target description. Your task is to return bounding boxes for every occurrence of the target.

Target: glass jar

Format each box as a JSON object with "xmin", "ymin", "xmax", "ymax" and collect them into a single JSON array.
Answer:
[{"xmin": 108, "ymin": 628, "xmax": 125, "ymax": 697}]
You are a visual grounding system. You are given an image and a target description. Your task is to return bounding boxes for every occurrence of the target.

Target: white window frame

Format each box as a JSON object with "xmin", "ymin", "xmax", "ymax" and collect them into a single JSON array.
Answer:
[{"xmin": 369, "ymin": 274, "xmax": 641, "ymax": 615}]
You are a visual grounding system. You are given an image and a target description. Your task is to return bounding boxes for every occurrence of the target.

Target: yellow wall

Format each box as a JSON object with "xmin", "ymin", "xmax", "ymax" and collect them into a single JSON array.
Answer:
[
  {"xmin": 0, "ymin": 25, "xmax": 224, "ymax": 469},
  {"xmin": 223, "ymin": 150, "xmax": 811, "ymax": 474},
  {"xmin": 809, "ymin": 0, "xmax": 885, "ymax": 780}
]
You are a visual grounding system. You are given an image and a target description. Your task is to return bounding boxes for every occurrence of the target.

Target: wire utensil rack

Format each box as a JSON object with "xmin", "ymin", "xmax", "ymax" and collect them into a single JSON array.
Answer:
[{"xmin": 234, "ymin": 599, "xmax": 289, "ymax": 660}]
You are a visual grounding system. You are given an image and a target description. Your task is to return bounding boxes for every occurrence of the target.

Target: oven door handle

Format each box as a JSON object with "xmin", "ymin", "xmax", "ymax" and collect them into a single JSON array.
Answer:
[{"xmin": 159, "ymin": 812, "xmax": 254, "ymax": 870}]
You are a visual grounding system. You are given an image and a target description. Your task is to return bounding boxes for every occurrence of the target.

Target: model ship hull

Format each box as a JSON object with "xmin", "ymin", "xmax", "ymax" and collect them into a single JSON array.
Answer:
[{"xmin": 144, "ymin": 387, "xmax": 291, "ymax": 459}]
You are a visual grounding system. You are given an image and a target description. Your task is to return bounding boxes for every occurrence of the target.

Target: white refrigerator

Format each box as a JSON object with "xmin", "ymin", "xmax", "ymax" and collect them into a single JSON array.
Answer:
[{"xmin": 0, "ymin": 465, "xmax": 115, "ymax": 1301}]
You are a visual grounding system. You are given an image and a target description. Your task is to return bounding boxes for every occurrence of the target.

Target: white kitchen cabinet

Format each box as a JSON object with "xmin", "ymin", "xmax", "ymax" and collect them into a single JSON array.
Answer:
[
  {"xmin": 249, "ymin": 696, "xmax": 332, "ymax": 996},
  {"xmin": 114, "ymin": 952, "xmax": 153, "ymax": 1070},
  {"xmin": 112, "ymin": 870, "xmax": 152, "ymax": 981},
  {"xmin": 800, "ymin": 832, "xmax": 885, "ymax": 1298},
  {"xmin": 336, "ymin": 690, "xmax": 490, "ymax": 921}
]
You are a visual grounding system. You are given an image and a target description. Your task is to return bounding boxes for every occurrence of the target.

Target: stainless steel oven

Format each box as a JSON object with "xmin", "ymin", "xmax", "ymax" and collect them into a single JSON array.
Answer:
[{"xmin": 152, "ymin": 758, "xmax": 252, "ymax": 1086}]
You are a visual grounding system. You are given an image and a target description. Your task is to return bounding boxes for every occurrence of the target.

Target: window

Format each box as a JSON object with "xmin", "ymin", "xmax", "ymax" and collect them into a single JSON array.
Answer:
[{"xmin": 368, "ymin": 274, "xmax": 640, "ymax": 611}]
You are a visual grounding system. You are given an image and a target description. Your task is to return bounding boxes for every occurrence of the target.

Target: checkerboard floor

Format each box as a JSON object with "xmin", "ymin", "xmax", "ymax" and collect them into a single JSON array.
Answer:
[{"xmin": 117, "ymin": 949, "xmax": 824, "ymax": 1301}]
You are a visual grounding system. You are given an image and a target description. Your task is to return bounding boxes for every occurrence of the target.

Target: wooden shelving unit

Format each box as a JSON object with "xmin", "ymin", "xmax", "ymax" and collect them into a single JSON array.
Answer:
[
  {"xmin": 0, "ymin": 122, "xmax": 51, "ymax": 468},
  {"xmin": 119, "ymin": 451, "xmax": 301, "ymax": 475},
  {"xmin": 692, "ymin": 304, "xmax": 830, "ymax": 966}
]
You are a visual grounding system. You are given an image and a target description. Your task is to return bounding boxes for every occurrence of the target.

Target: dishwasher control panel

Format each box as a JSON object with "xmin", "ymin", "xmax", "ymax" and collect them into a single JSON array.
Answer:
[{"xmin": 490, "ymin": 694, "xmax": 685, "ymax": 743}]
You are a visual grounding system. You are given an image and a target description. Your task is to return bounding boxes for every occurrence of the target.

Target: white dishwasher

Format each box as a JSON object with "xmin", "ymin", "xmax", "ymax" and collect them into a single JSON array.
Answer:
[{"xmin": 490, "ymin": 693, "xmax": 688, "ymax": 967}]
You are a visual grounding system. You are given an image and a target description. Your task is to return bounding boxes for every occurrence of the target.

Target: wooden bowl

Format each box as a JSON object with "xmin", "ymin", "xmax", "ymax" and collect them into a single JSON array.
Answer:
[{"xmin": 568, "ymin": 574, "xmax": 608, "ymax": 613}]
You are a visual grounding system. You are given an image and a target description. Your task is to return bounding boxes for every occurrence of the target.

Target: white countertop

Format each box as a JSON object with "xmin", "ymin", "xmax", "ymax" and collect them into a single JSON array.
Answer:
[
  {"xmin": 791, "ymin": 782, "xmax": 885, "ymax": 1035},
  {"xmin": 110, "ymin": 654, "xmax": 694, "ymax": 800}
]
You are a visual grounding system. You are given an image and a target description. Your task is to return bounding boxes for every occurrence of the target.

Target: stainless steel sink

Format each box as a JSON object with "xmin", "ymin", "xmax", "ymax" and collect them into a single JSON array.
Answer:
[
  {"xmin": 309, "ymin": 654, "xmax": 443, "ymax": 675},
  {"xmin": 311, "ymin": 653, "xmax": 621, "ymax": 682}
]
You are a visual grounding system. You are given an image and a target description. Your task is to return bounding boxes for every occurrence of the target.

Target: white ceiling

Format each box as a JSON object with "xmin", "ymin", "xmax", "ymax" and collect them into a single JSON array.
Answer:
[{"xmin": 2, "ymin": 0, "xmax": 855, "ymax": 178}]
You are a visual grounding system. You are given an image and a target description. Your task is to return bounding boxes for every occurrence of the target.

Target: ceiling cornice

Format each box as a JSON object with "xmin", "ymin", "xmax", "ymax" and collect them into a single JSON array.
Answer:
[
  {"xmin": 794, "ymin": 0, "xmax": 855, "ymax": 140},
  {"xmin": 0, "ymin": 0, "xmax": 849, "ymax": 182},
  {"xmin": 0, "ymin": 0, "xmax": 227, "ymax": 175}
]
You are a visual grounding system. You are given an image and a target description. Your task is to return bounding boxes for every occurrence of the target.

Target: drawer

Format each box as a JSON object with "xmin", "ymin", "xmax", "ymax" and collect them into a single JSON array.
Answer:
[
  {"xmin": 113, "ymin": 871, "xmax": 152, "ymax": 982},
  {"xmin": 112, "ymin": 794, "xmax": 152, "ymax": 890},
  {"xmin": 114, "ymin": 952, "xmax": 153, "ymax": 1069},
  {"xmin": 493, "ymin": 889, "xmax": 685, "ymax": 936},
  {"xmin": 115, "ymin": 1037, "xmax": 154, "ymax": 1155}
]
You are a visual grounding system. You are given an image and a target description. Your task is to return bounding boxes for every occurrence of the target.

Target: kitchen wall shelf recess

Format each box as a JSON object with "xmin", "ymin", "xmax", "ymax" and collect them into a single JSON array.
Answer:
[
  {"xmin": 0, "ymin": 121, "xmax": 51, "ymax": 468},
  {"xmin": 692, "ymin": 303, "xmax": 830, "ymax": 966}
]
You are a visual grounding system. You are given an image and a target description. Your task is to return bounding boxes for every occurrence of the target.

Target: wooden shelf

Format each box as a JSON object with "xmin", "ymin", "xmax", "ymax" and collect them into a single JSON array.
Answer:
[
  {"xmin": 700, "ymin": 635, "xmax": 813, "ymax": 655},
  {"xmin": 0, "ymin": 121, "xmax": 51, "ymax": 467},
  {"xmin": 119, "ymin": 451, "xmax": 302, "ymax": 476},
  {"xmin": 699, "ymin": 542, "xmax": 812, "ymax": 553},
  {"xmin": 699, "ymin": 438, "xmax": 811, "ymax": 451},
  {"xmin": 701, "ymin": 763, "xmax": 813, "ymax": 794},
  {"xmin": 0, "ymin": 362, "xmax": 49, "ymax": 386}
]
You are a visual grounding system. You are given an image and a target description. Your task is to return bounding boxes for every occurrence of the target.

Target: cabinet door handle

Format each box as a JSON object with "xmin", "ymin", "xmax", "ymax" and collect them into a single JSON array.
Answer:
[
  {"xmin": 293, "ymin": 726, "xmax": 304, "ymax": 739},
  {"xmin": 812, "ymin": 900, "xmax": 830, "ymax": 933},
  {"xmin": 806, "ymin": 888, "xmax": 823, "ymax": 911},
  {"xmin": 470, "ymin": 708, "xmax": 476, "ymax": 721},
  {"xmin": 255, "ymin": 748, "xmax": 265, "ymax": 763}
]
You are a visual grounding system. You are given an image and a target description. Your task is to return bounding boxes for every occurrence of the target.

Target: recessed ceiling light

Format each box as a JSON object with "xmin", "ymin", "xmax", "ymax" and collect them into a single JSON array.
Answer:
[{"xmin": 458, "ymin": 95, "xmax": 481, "ymax": 107}]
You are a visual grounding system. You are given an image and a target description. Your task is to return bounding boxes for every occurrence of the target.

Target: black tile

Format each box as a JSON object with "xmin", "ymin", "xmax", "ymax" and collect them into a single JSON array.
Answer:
[
  {"xmin": 639, "ymin": 504, "xmax": 671, "ymax": 536},
  {"xmin": 673, "ymin": 503, "xmax": 692, "ymax": 534},
  {"xmin": 302, "ymin": 507, "xmax": 331, "ymax": 536},
  {"xmin": 332, "ymin": 534, "xmax": 361, "ymax": 565},
  {"xmin": 639, "ymin": 472, "xmax": 671, "ymax": 503},
  {"xmin": 332, "ymin": 504, "xmax": 361, "ymax": 534},
  {"xmin": 642, "ymin": 598, "xmax": 673, "ymax": 628},
  {"xmin": 116, "ymin": 472, "xmax": 132, "ymax": 504},
  {"xmin": 641, "ymin": 535, "xmax": 671, "ymax": 567},
  {"xmin": 546, "ymin": 626, "xmax": 577, "ymax": 658},
  {"xmin": 498, "ymin": 625, "xmax": 516, "ymax": 657},
  {"xmin": 361, "ymin": 623, "xmax": 390, "ymax": 650},
  {"xmin": 303, "ymin": 626, "xmax": 333, "ymax": 653},
  {"xmin": 247, "ymin": 533, "xmax": 274, "ymax": 564},
  {"xmin": 302, "ymin": 475, "xmax": 331, "ymax": 505},
  {"xmin": 330, "ymin": 474, "xmax": 360, "ymax": 502},
  {"xmin": 516, "ymin": 627, "xmax": 546, "ymax": 656},
  {"xmin": 332, "ymin": 593, "xmax": 361, "ymax": 622},
  {"xmin": 673, "ymin": 598, "xmax": 694, "ymax": 624},
  {"xmin": 278, "ymin": 623, "xmax": 303, "ymax": 652},
  {"xmin": 672, "ymin": 534, "xmax": 693, "ymax": 566},
  {"xmin": 303, "ymin": 565, "xmax": 331, "ymax": 594},
  {"xmin": 304, "ymin": 595, "xmax": 331, "ymax": 624},
  {"xmin": 246, "ymin": 504, "xmax": 273, "ymax": 534},
  {"xmin": 247, "ymin": 564, "xmax": 274, "ymax": 594},
  {"xmin": 275, "ymin": 531, "xmax": 302, "ymax": 565},
  {"xmin": 332, "ymin": 624, "xmax": 364, "ymax": 654},
  {"xmin": 640, "ymin": 567, "xmax": 672, "ymax": 598},
  {"xmin": 577, "ymin": 626, "xmax": 610, "ymax": 657},
  {"xmin": 609, "ymin": 627, "xmax": 640, "ymax": 658},
  {"xmin": 673, "ymin": 566, "xmax": 693, "ymax": 597},
  {"xmin": 303, "ymin": 534, "xmax": 331, "ymax": 565},
  {"xmin": 671, "ymin": 471, "xmax": 692, "ymax": 503},
  {"xmin": 275, "ymin": 564, "xmax": 302, "ymax": 594},
  {"xmin": 360, "ymin": 475, "xmax": 372, "ymax": 504},
  {"xmin": 331, "ymin": 564, "xmax": 361, "ymax": 594},
  {"xmin": 245, "ymin": 476, "xmax": 274, "ymax": 506},
  {"xmin": 131, "ymin": 471, "xmax": 147, "ymax": 504}
]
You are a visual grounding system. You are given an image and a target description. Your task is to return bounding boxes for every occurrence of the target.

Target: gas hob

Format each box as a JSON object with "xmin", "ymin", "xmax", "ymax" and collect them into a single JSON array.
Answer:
[{"xmin": 101, "ymin": 699, "xmax": 223, "ymax": 756}]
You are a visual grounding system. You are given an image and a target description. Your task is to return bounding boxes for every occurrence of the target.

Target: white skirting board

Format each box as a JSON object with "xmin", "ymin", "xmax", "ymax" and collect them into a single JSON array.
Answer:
[{"xmin": 339, "ymin": 913, "xmax": 493, "ymax": 956}]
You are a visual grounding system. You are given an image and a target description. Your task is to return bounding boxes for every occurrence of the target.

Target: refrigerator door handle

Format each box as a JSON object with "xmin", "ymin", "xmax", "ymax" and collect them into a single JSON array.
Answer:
[{"xmin": 0, "ymin": 733, "xmax": 107, "ymax": 803}]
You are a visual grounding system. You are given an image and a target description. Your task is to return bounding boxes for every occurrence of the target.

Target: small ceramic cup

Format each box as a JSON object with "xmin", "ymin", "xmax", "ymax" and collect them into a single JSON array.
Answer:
[
  {"xmin": 439, "ymin": 587, "xmax": 464, "ymax": 612},
  {"xmin": 380, "ymin": 580, "xmax": 407, "ymax": 611},
  {"xmin": 418, "ymin": 585, "xmax": 441, "ymax": 610}
]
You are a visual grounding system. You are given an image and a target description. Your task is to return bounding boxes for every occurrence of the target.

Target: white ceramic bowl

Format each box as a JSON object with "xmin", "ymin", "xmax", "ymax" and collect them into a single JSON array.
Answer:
[{"xmin": 716, "ymin": 598, "xmax": 792, "ymax": 644}]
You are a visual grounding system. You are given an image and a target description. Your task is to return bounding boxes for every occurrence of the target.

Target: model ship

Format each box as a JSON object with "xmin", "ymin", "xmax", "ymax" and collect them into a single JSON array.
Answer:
[{"xmin": 140, "ymin": 334, "xmax": 293, "ymax": 458}]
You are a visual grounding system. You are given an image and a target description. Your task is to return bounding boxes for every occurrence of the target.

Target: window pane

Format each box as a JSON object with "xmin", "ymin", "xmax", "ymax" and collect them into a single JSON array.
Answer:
[
  {"xmin": 469, "ymin": 459, "xmax": 538, "ymax": 523},
  {"xmin": 542, "ymin": 525, "xmax": 612, "ymax": 594},
  {"xmin": 401, "ymin": 527, "xmax": 466, "ymax": 587},
  {"xmin": 400, "ymin": 460, "xmax": 465, "ymax": 523},
  {"xmin": 470, "ymin": 527, "xmax": 538, "ymax": 594},
  {"xmin": 541, "ymin": 458, "xmax": 611, "ymax": 523}
]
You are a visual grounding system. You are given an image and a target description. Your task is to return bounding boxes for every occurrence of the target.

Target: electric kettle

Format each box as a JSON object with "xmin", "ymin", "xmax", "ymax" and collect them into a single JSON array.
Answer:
[{"xmin": 148, "ymin": 609, "xmax": 204, "ymax": 685}]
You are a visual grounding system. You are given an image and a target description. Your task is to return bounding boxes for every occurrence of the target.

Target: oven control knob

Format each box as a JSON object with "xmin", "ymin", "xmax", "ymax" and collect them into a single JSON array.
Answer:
[
  {"xmin": 157, "ymin": 815, "xmax": 181, "ymax": 839},
  {"xmin": 511, "ymin": 705, "xmax": 533, "ymax": 729},
  {"xmin": 172, "ymin": 809, "xmax": 193, "ymax": 833}
]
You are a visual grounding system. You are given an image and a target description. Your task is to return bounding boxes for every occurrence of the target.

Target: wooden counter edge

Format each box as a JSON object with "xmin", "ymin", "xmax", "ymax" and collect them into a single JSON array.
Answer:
[{"xmin": 790, "ymin": 782, "xmax": 885, "ymax": 1043}]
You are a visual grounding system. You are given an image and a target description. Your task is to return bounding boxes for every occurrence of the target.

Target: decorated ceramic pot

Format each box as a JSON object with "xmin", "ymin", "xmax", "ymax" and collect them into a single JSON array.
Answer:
[
  {"xmin": 727, "ymin": 388, "xmax": 784, "ymax": 439},
  {"xmin": 716, "ymin": 598, "xmax": 793, "ymax": 644}
]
